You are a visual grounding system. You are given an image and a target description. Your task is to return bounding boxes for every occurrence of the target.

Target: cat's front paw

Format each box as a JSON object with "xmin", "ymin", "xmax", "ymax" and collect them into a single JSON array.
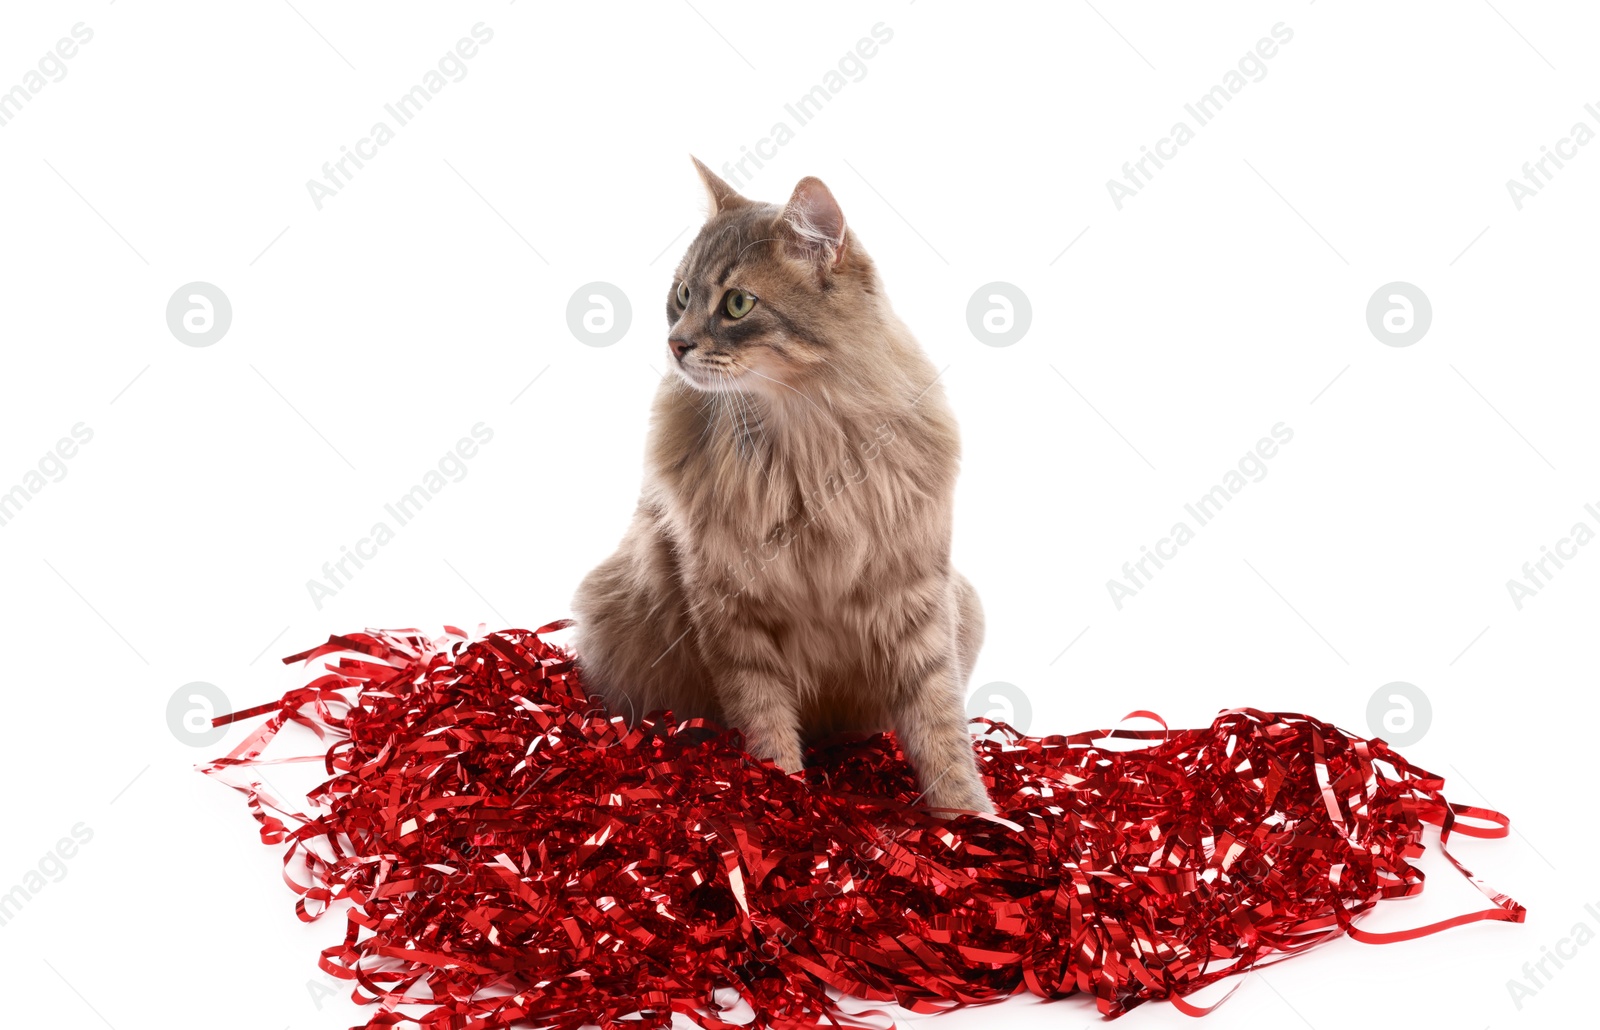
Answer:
[{"xmin": 746, "ymin": 738, "xmax": 805, "ymax": 775}]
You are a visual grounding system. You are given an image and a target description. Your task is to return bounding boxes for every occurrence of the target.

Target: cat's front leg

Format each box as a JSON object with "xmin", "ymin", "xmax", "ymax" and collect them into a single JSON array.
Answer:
[
  {"xmin": 714, "ymin": 663, "xmax": 805, "ymax": 773},
  {"xmin": 891, "ymin": 651, "xmax": 994, "ymax": 816}
]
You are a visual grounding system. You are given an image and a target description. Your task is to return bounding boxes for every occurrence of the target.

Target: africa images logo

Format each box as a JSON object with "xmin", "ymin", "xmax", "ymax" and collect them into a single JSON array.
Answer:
[
  {"xmin": 0, "ymin": 824, "xmax": 93, "ymax": 928},
  {"xmin": 1105, "ymin": 22, "xmax": 1294, "ymax": 210},
  {"xmin": 305, "ymin": 22, "xmax": 495, "ymax": 209}
]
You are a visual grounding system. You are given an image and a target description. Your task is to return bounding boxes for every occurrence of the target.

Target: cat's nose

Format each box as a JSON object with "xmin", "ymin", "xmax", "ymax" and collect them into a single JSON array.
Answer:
[{"xmin": 670, "ymin": 338, "xmax": 696, "ymax": 361}]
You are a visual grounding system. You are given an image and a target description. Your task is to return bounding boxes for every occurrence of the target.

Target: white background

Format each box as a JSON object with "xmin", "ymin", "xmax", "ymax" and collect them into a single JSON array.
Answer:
[{"xmin": 0, "ymin": 1, "xmax": 1592, "ymax": 1027}]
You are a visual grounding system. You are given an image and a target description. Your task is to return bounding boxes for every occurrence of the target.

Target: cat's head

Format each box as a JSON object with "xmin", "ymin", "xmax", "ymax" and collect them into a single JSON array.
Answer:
[{"xmin": 665, "ymin": 158, "xmax": 883, "ymax": 396}]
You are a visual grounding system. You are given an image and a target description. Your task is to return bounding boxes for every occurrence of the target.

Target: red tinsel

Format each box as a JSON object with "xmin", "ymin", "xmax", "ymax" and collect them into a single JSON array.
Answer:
[{"xmin": 203, "ymin": 622, "xmax": 1524, "ymax": 1028}]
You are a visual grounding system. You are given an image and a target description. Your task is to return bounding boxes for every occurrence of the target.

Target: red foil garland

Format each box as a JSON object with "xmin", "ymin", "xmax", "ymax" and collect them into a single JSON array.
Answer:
[{"xmin": 203, "ymin": 623, "xmax": 1524, "ymax": 1027}]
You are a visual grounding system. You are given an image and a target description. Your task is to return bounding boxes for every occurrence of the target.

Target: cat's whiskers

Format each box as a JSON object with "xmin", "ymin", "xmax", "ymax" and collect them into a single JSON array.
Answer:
[
  {"xmin": 697, "ymin": 384, "xmax": 728, "ymax": 453},
  {"xmin": 679, "ymin": 375, "xmax": 716, "ymax": 449},
  {"xmin": 714, "ymin": 369, "xmax": 772, "ymax": 481},
  {"xmin": 729, "ymin": 378, "xmax": 759, "ymax": 464},
  {"xmin": 739, "ymin": 365, "xmax": 842, "ymax": 431},
  {"xmin": 694, "ymin": 382, "xmax": 721, "ymax": 423}
]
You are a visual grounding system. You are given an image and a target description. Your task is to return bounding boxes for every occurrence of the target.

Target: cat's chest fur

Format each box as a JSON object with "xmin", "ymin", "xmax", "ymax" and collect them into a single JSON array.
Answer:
[{"xmin": 645, "ymin": 389, "xmax": 955, "ymax": 618}]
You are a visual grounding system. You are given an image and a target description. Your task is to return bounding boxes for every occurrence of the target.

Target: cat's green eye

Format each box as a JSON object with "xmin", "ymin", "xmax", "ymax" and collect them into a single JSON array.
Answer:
[
  {"xmin": 674, "ymin": 281, "xmax": 690, "ymax": 308},
  {"xmin": 724, "ymin": 289, "xmax": 756, "ymax": 319}
]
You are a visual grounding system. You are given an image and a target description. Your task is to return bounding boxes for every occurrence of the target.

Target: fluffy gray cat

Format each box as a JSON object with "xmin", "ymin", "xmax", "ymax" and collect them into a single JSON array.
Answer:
[{"xmin": 573, "ymin": 160, "xmax": 992, "ymax": 815}]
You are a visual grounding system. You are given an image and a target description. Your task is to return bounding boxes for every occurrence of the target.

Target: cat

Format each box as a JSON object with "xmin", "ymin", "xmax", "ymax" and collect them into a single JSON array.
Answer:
[{"xmin": 571, "ymin": 158, "xmax": 993, "ymax": 815}]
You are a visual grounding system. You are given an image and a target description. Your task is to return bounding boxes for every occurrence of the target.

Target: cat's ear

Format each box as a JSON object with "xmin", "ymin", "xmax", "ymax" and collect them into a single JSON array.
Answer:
[
  {"xmin": 690, "ymin": 155, "xmax": 747, "ymax": 217},
  {"xmin": 779, "ymin": 177, "xmax": 848, "ymax": 269}
]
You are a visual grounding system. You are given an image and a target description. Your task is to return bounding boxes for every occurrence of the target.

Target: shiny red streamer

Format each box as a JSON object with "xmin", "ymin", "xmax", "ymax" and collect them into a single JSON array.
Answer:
[{"xmin": 202, "ymin": 623, "xmax": 1524, "ymax": 1027}]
